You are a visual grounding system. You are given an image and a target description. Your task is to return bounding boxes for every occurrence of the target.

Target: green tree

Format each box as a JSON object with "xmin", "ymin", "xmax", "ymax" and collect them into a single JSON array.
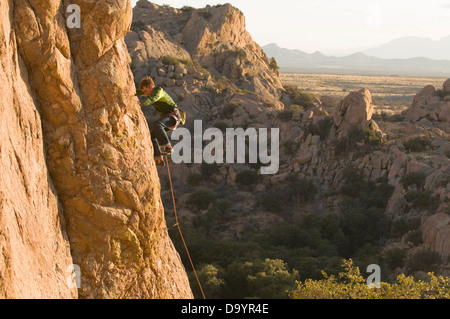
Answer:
[
  {"xmin": 290, "ymin": 259, "xmax": 450, "ymax": 299},
  {"xmin": 190, "ymin": 264, "xmax": 225, "ymax": 299},
  {"xmin": 247, "ymin": 259, "xmax": 299, "ymax": 299},
  {"xmin": 186, "ymin": 188, "xmax": 217, "ymax": 210}
]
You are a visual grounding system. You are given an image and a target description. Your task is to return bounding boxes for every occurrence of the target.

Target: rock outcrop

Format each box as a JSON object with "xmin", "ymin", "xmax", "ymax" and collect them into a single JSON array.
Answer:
[
  {"xmin": 1, "ymin": 0, "xmax": 192, "ymax": 299},
  {"xmin": 333, "ymin": 88, "xmax": 379, "ymax": 138},
  {"xmin": 404, "ymin": 82, "xmax": 450, "ymax": 123}
]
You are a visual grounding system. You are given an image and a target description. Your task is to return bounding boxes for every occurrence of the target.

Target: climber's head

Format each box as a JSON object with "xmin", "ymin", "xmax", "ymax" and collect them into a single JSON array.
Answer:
[{"xmin": 139, "ymin": 76, "xmax": 155, "ymax": 96}]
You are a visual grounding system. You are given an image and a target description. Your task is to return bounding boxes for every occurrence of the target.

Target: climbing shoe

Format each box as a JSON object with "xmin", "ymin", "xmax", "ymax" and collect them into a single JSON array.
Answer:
[{"xmin": 155, "ymin": 156, "xmax": 165, "ymax": 167}]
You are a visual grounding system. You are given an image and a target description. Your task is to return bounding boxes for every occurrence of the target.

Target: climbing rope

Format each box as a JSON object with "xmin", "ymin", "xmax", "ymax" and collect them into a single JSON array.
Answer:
[{"xmin": 164, "ymin": 155, "xmax": 206, "ymax": 300}]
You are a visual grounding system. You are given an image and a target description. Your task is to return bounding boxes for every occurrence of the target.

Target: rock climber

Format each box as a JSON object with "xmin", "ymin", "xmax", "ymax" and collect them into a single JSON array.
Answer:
[{"xmin": 136, "ymin": 76, "xmax": 184, "ymax": 167}]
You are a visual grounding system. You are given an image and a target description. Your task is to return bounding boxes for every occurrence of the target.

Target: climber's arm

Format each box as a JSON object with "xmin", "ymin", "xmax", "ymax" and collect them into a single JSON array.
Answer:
[{"xmin": 138, "ymin": 88, "xmax": 164, "ymax": 107}]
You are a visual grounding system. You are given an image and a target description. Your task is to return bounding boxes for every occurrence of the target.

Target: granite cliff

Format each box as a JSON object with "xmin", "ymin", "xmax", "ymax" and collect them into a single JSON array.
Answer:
[{"xmin": 0, "ymin": 0, "xmax": 192, "ymax": 298}]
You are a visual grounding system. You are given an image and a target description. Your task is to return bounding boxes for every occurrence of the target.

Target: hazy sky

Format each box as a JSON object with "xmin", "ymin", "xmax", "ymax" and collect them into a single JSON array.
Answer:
[{"xmin": 131, "ymin": 0, "xmax": 450, "ymax": 54}]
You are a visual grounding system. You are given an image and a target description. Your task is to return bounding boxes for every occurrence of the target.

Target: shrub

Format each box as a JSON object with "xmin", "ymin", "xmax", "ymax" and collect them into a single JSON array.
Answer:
[
  {"xmin": 391, "ymin": 217, "xmax": 421, "ymax": 238},
  {"xmin": 247, "ymin": 259, "xmax": 299, "ymax": 299},
  {"xmin": 334, "ymin": 126, "xmax": 382, "ymax": 156},
  {"xmin": 189, "ymin": 264, "xmax": 224, "ymax": 299},
  {"xmin": 406, "ymin": 249, "xmax": 441, "ymax": 274},
  {"xmin": 304, "ymin": 117, "xmax": 333, "ymax": 141},
  {"xmin": 404, "ymin": 191, "xmax": 439, "ymax": 212},
  {"xmin": 213, "ymin": 76, "xmax": 248, "ymax": 94},
  {"xmin": 187, "ymin": 173, "xmax": 203, "ymax": 186},
  {"xmin": 192, "ymin": 60, "xmax": 210, "ymax": 75},
  {"xmin": 339, "ymin": 207, "xmax": 390, "ymax": 256},
  {"xmin": 268, "ymin": 57, "xmax": 279, "ymax": 73},
  {"xmin": 401, "ymin": 171, "xmax": 427, "ymax": 188},
  {"xmin": 161, "ymin": 56, "xmax": 210, "ymax": 75},
  {"xmin": 192, "ymin": 211, "xmax": 217, "ymax": 236},
  {"xmin": 339, "ymin": 168, "xmax": 369, "ymax": 198},
  {"xmin": 404, "ymin": 136, "xmax": 431, "ymax": 152},
  {"xmin": 282, "ymin": 139, "xmax": 297, "ymax": 154},
  {"xmin": 339, "ymin": 168, "xmax": 393, "ymax": 210},
  {"xmin": 260, "ymin": 191, "xmax": 282, "ymax": 213},
  {"xmin": 181, "ymin": 5, "xmax": 194, "ymax": 12},
  {"xmin": 405, "ymin": 229, "xmax": 423, "ymax": 246},
  {"xmin": 290, "ymin": 104, "xmax": 304, "ymax": 112},
  {"xmin": 384, "ymin": 248, "xmax": 407, "ymax": 270},
  {"xmin": 284, "ymin": 85, "xmax": 316, "ymax": 108},
  {"xmin": 221, "ymin": 103, "xmax": 237, "ymax": 119},
  {"xmin": 161, "ymin": 55, "xmax": 180, "ymax": 65},
  {"xmin": 235, "ymin": 169, "xmax": 260, "ymax": 187},
  {"xmin": 337, "ymin": 168, "xmax": 392, "ymax": 256},
  {"xmin": 200, "ymin": 163, "xmax": 220, "ymax": 181},
  {"xmin": 290, "ymin": 259, "xmax": 450, "ymax": 299},
  {"xmin": 287, "ymin": 174, "xmax": 317, "ymax": 202},
  {"xmin": 213, "ymin": 200, "xmax": 232, "ymax": 218},
  {"xmin": 186, "ymin": 188, "xmax": 217, "ymax": 210},
  {"xmin": 348, "ymin": 126, "xmax": 381, "ymax": 147},
  {"xmin": 435, "ymin": 89, "xmax": 450, "ymax": 99},
  {"xmin": 276, "ymin": 110, "xmax": 293, "ymax": 122},
  {"xmin": 223, "ymin": 259, "xmax": 299, "ymax": 299}
]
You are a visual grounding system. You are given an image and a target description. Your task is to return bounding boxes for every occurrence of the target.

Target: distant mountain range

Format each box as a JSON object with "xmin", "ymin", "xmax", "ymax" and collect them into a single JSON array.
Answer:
[
  {"xmin": 363, "ymin": 36, "xmax": 450, "ymax": 60},
  {"xmin": 263, "ymin": 37, "xmax": 450, "ymax": 77}
]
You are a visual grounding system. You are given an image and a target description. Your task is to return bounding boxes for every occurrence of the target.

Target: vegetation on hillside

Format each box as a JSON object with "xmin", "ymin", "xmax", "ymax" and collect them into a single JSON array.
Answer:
[{"xmin": 162, "ymin": 163, "xmax": 446, "ymax": 299}]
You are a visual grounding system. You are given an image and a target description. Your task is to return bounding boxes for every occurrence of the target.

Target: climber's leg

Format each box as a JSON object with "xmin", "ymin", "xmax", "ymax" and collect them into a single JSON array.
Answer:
[
  {"xmin": 151, "ymin": 116, "xmax": 177, "ymax": 155},
  {"xmin": 151, "ymin": 138, "xmax": 165, "ymax": 167}
]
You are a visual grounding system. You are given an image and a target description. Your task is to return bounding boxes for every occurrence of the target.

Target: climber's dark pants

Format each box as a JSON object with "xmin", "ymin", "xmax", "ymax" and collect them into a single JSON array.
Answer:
[{"xmin": 150, "ymin": 115, "xmax": 177, "ymax": 157}]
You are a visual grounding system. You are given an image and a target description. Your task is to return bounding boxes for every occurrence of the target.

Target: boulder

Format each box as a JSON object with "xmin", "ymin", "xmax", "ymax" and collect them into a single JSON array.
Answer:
[
  {"xmin": 437, "ymin": 102, "xmax": 450, "ymax": 122},
  {"xmin": 443, "ymin": 78, "xmax": 450, "ymax": 92},
  {"xmin": 422, "ymin": 213, "xmax": 450, "ymax": 263},
  {"xmin": 333, "ymin": 88, "xmax": 378, "ymax": 138},
  {"xmin": 157, "ymin": 67, "xmax": 166, "ymax": 77},
  {"xmin": 175, "ymin": 66, "xmax": 187, "ymax": 75},
  {"xmin": 341, "ymin": 88, "xmax": 373, "ymax": 125},
  {"xmin": 404, "ymin": 85, "xmax": 448, "ymax": 122},
  {"xmin": 270, "ymin": 172, "xmax": 290, "ymax": 184}
]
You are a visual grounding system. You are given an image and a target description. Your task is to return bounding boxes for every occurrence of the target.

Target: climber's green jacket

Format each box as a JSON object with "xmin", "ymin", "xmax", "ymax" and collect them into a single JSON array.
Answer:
[{"xmin": 136, "ymin": 87, "xmax": 178, "ymax": 117}]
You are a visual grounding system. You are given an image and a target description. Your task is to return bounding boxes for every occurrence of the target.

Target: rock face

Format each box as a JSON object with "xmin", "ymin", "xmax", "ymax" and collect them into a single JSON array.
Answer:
[
  {"xmin": 1, "ymin": 0, "xmax": 192, "ymax": 299},
  {"xmin": 0, "ymin": 0, "xmax": 76, "ymax": 298},
  {"xmin": 422, "ymin": 213, "xmax": 450, "ymax": 263}
]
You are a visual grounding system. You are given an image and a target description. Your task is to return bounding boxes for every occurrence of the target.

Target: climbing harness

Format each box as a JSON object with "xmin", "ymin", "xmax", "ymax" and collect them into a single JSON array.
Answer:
[{"xmin": 164, "ymin": 155, "xmax": 206, "ymax": 299}]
